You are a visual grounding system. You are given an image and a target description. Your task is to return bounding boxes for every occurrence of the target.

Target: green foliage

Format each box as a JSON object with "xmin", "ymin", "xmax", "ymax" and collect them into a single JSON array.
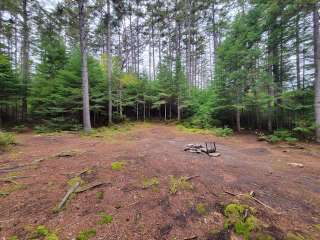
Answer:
[
  {"xmin": 76, "ymin": 228, "xmax": 96, "ymax": 240},
  {"xmin": 169, "ymin": 176, "xmax": 193, "ymax": 194},
  {"xmin": 267, "ymin": 129, "xmax": 298, "ymax": 143},
  {"xmin": 98, "ymin": 213, "xmax": 113, "ymax": 224},
  {"xmin": 213, "ymin": 127, "xmax": 233, "ymax": 137},
  {"xmin": 0, "ymin": 131, "xmax": 15, "ymax": 149},
  {"xmin": 142, "ymin": 177, "xmax": 159, "ymax": 190},
  {"xmin": 285, "ymin": 232, "xmax": 305, "ymax": 240},
  {"xmin": 224, "ymin": 203, "xmax": 257, "ymax": 240},
  {"xmin": 111, "ymin": 161, "xmax": 125, "ymax": 171},
  {"xmin": 195, "ymin": 203, "xmax": 208, "ymax": 216},
  {"xmin": 32, "ymin": 225, "xmax": 59, "ymax": 240},
  {"xmin": 8, "ymin": 236, "xmax": 19, "ymax": 240}
]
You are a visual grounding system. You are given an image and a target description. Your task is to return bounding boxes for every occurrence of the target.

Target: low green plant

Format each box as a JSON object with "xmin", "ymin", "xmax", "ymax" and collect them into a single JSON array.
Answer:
[
  {"xmin": 267, "ymin": 129, "xmax": 298, "ymax": 143},
  {"xmin": 32, "ymin": 225, "xmax": 59, "ymax": 240},
  {"xmin": 224, "ymin": 203, "xmax": 257, "ymax": 240},
  {"xmin": 76, "ymin": 228, "xmax": 96, "ymax": 240},
  {"xmin": 195, "ymin": 203, "xmax": 208, "ymax": 215},
  {"xmin": 285, "ymin": 232, "xmax": 305, "ymax": 240},
  {"xmin": 98, "ymin": 213, "xmax": 113, "ymax": 225},
  {"xmin": 142, "ymin": 177, "xmax": 159, "ymax": 190},
  {"xmin": 0, "ymin": 131, "xmax": 15, "ymax": 149},
  {"xmin": 96, "ymin": 191, "xmax": 104, "ymax": 200},
  {"xmin": 12, "ymin": 124, "xmax": 28, "ymax": 133},
  {"xmin": 8, "ymin": 236, "xmax": 19, "ymax": 240},
  {"xmin": 169, "ymin": 176, "xmax": 193, "ymax": 194},
  {"xmin": 213, "ymin": 127, "xmax": 233, "ymax": 137},
  {"xmin": 111, "ymin": 161, "xmax": 125, "ymax": 171}
]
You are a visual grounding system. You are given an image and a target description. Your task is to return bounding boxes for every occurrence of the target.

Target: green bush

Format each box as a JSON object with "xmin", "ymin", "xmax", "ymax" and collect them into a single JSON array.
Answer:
[
  {"xmin": 267, "ymin": 129, "xmax": 297, "ymax": 143},
  {"xmin": 213, "ymin": 127, "xmax": 233, "ymax": 137},
  {"xmin": 76, "ymin": 228, "xmax": 96, "ymax": 240},
  {"xmin": 0, "ymin": 131, "xmax": 15, "ymax": 149}
]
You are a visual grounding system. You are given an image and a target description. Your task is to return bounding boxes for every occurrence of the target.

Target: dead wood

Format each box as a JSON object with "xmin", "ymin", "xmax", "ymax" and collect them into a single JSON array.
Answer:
[
  {"xmin": 185, "ymin": 175, "xmax": 200, "ymax": 181},
  {"xmin": 223, "ymin": 190, "xmax": 281, "ymax": 214},
  {"xmin": 75, "ymin": 181, "xmax": 107, "ymax": 193},
  {"xmin": 55, "ymin": 181, "xmax": 80, "ymax": 211},
  {"xmin": 184, "ymin": 236, "xmax": 198, "ymax": 240}
]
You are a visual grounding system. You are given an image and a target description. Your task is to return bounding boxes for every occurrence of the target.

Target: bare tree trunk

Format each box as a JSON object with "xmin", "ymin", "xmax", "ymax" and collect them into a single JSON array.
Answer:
[
  {"xmin": 107, "ymin": 0, "xmax": 112, "ymax": 125},
  {"xmin": 78, "ymin": 0, "xmax": 91, "ymax": 131},
  {"xmin": 313, "ymin": 2, "xmax": 320, "ymax": 142},
  {"xmin": 295, "ymin": 14, "xmax": 301, "ymax": 89},
  {"xmin": 164, "ymin": 103, "xmax": 167, "ymax": 121},
  {"xmin": 21, "ymin": 0, "xmax": 30, "ymax": 121},
  {"xmin": 136, "ymin": 101, "xmax": 139, "ymax": 121},
  {"xmin": 177, "ymin": 97, "xmax": 181, "ymax": 121}
]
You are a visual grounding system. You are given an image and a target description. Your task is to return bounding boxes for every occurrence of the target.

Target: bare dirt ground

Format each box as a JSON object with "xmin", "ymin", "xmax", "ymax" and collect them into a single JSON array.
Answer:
[{"xmin": 1, "ymin": 123, "xmax": 320, "ymax": 240}]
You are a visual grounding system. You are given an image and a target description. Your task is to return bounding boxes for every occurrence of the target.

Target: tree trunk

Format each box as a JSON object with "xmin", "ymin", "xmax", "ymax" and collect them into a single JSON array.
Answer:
[
  {"xmin": 236, "ymin": 108, "xmax": 241, "ymax": 132},
  {"xmin": 295, "ymin": 14, "xmax": 301, "ymax": 89},
  {"xmin": 136, "ymin": 101, "xmax": 139, "ymax": 121},
  {"xmin": 164, "ymin": 103, "xmax": 167, "ymax": 121},
  {"xmin": 313, "ymin": 2, "xmax": 320, "ymax": 142},
  {"xmin": 78, "ymin": 0, "xmax": 91, "ymax": 131},
  {"xmin": 107, "ymin": 0, "xmax": 112, "ymax": 125},
  {"xmin": 21, "ymin": 0, "xmax": 30, "ymax": 120},
  {"xmin": 177, "ymin": 97, "xmax": 181, "ymax": 121}
]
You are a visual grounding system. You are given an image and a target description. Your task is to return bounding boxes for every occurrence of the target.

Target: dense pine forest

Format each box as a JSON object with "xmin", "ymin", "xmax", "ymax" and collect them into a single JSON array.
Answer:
[{"xmin": 0, "ymin": 0, "xmax": 319, "ymax": 142}]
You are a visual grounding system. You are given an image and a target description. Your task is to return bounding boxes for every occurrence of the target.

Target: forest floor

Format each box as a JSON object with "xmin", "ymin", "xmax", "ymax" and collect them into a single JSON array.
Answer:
[{"xmin": 1, "ymin": 122, "xmax": 320, "ymax": 240}]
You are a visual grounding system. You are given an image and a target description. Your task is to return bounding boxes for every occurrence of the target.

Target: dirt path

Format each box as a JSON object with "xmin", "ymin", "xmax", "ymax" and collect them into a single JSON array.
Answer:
[{"xmin": 1, "ymin": 123, "xmax": 320, "ymax": 239}]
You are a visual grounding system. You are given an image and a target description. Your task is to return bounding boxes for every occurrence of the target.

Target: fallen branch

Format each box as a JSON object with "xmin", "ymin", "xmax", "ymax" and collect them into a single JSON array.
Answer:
[
  {"xmin": 184, "ymin": 236, "xmax": 198, "ymax": 240},
  {"xmin": 55, "ymin": 182, "xmax": 80, "ymax": 212},
  {"xmin": 185, "ymin": 175, "xmax": 200, "ymax": 181},
  {"xmin": 223, "ymin": 190, "xmax": 281, "ymax": 214},
  {"xmin": 75, "ymin": 181, "xmax": 106, "ymax": 193},
  {"xmin": 0, "ymin": 175, "xmax": 34, "ymax": 182}
]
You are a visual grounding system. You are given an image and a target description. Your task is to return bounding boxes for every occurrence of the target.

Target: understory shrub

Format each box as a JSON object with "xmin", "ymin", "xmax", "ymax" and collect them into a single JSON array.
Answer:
[{"xmin": 0, "ymin": 131, "xmax": 15, "ymax": 149}]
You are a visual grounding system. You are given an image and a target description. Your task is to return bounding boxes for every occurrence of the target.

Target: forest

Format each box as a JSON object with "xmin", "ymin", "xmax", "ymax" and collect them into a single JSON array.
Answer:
[{"xmin": 1, "ymin": 0, "xmax": 320, "ymax": 240}]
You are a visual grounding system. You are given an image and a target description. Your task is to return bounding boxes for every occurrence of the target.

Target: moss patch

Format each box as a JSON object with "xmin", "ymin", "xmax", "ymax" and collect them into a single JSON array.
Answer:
[
  {"xmin": 111, "ymin": 161, "xmax": 125, "ymax": 171},
  {"xmin": 0, "ymin": 182, "xmax": 25, "ymax": 197},
  {"xmin": 285, "ymin": 232, "xmax": 305, "ymax": 240},
  {"xmin": 224, "ymin": 203, "xmax": 257, "ymax": 240},
  {"xmin": 67, "ymin": 176, "xmax": 83, "ymax": 187},
  {"xmin": 196, "ymin": 203, "xmax": 208, "ymax": 216},
  {"xmin": 76, "ymin": 228, "xmax": 96, "ymax": 240},
  {"xmin": 142, "ymin": 177, "xmax": 159, "ymax": 190},
  {"xmin": 98, "ymin": 213, "xmax": 113, "ymax": 225},
  {"xmin": 31, "ymin": 225, "xmax": 59, "ymax": 240},
  {"xmin": 169, "ymin": 176, "xmax": 193, "ymax": 194},
  {"xmin": 96, "ymin": 191, "xmax": 104, "ymax": 200}
]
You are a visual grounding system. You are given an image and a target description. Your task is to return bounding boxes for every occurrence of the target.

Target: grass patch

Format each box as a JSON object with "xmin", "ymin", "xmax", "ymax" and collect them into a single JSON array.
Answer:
[
  {"xmin": 195, "ymin": 203, "xmax": 208, "ymax": 216},
  {"xmin": 82, "ymin": 123, "xmax": 133, "ymax": 139},
  {"xmin": 0, "ymin": 182, "xmax": 25, "ymax": 197},
  {"xmin": 31, "ymin": 225, "xmax": 59, "ymax": 240},
  {"xmin": 67, "ymin": 176, "xmax": 83, "ymax": 187},
  {"xmin": 111, "ymin": 161, "xmax": 125, "ymax": 171},
  {"xmin": 224, "ymin": 203, "xmax": 257, "ymax": 240},
  {"xmin": 0, "ymin": 131, "xmax": 15, "ymax": 150},
  {"xmin": 96, "ymin": 191, "xmax": 104, "ymax": 200},
  {"xmin": 98, "ymin": 213, "xmax": 113, "ymax": 225},
  {"xmin": 76, "ymin": 228, "xmax": 96, "ymax": 240},
  {"xmin": 169, "ymin": 176, "xmax": 193, "ymax": 194},
  {"xmin": 142, "ymin": 177, "xmax": 159, "ymax": 190},
  {"xmin": 285, "ymin": 232, "xmax": 305, "ymax": 240},
  {"xmin": 176, "ymin": 124, "xmax": 233, "ymax": 137},
  {"xmin": 8, "ymin": 236, "xmax": 19, "ymax": 240}
]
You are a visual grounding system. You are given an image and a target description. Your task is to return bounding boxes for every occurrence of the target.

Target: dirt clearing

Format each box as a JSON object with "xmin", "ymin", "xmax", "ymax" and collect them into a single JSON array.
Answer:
[{"xmin": 1, "ymin": 123, "xmax": 320, "ymax": 239}]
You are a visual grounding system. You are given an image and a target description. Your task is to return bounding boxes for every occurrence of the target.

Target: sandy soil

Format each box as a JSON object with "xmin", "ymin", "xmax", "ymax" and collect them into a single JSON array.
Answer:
[{"xmin": 0, "ymin": 123, "xmax": 319, "ymax": 240}]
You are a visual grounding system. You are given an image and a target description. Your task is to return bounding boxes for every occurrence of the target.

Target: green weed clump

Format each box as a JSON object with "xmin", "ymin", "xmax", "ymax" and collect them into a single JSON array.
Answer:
[
  {"xmin": 169, "ymin": 176, "xmax": 193, "ymax": 194},
  {"xmin": 111, "ymin": 161, "xmax": 125, "ymax": 171},
  {"xmin": 98, "ymin": 213, "xmax": 113, "ymax": 224},
  {"xmin": 31, "ymin": 225, "xmax": 59, "ymax": 240},
  {"xmin": 224, "ymin": 203, "xmax": 257, "ymax": 240},
  {"xmin": 82, "ymin": 123, "xmax": 132, "ymax": 139},
  {"xmin": 195, "ymin": 203, "xmax": 208, "ymax": 215},
  {"xmin": 142, "ymin": 177, "xmax": 159, "ymax": 190},
  {"xmin": 267, "ymin": 129, "xmax": 298, "ymax": 143},
  {"xmin": 8, "ymin": 236, "xmax": 19, "ymax": 240},
  {"xmin": 285, "ymin": 232, "xmax": 305, "ymax": 240},
  {"xmin": 0, "ymin": 131, "xmax": 15, "ymax": 150},
  {"xmin": 176, "ymin": 124, "xmax": 233, "ymax": 137},
  {"xmin": 212, "ymin": 127, "xmax": 233, "ymax": 137},
  {"xmin": 76, "ymin": 228, "xmax": 96, "ymax": 240}
]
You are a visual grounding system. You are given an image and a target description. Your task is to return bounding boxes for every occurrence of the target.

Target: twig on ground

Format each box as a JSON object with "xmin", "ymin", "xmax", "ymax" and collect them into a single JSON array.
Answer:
[
  {"xmin": 223, "ymin": 189, "xmax": 281, "ymax": 214},
  {"xmin": 184, "ymin": 236, "xmax": 198, "ymax": 240},
  {"xmin": 75, "ymin": 181, "xmax": 107, "ymax": 193},
  {"xmin": 185, "ymin": 175, "xmax": 200, "ymax": 181},
  {"xmin": 55, "ymin": 181, "xmax": 80, "ymax": 212}
]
